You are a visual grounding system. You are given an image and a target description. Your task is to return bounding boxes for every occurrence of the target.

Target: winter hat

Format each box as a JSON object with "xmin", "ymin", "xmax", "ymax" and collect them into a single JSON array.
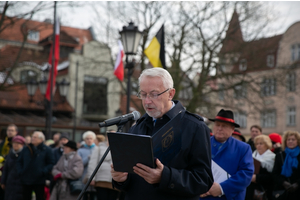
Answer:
[
  {"xmin": 269, "ymin": 133, "xmax": 282, "ymax": 144},
  {"xmin": 63, "ymin": 140, "xmax": 77, "ymax": 151},
  {"xmin": 12, "ymin": 135, "xmax": 26, "ymax": 145}
]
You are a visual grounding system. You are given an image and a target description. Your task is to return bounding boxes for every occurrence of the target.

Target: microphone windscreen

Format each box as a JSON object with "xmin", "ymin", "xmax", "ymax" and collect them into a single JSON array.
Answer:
[{"xmin": 132, "ymin": 111, "xmax": 141, "ymax": 121}]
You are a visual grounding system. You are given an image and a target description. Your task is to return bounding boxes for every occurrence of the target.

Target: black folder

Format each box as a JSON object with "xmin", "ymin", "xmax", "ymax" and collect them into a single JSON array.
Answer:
[{"xmin": 108, "ymin": 111, "xmax": 182, "ymax": 173}]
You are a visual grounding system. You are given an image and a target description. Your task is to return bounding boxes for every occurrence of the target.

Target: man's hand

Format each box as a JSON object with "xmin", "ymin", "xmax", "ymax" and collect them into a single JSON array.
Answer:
[
  {"xmin": 133, "ymin": 158, "xmax": 164, "ymax": 184},
  {"xmin": 200, "ymin": 182, "xmax": 222, "ymax": 198},
  {"xmin": 287, "ymin": 183, "xmax": 298, "ymax": 192},
  {"xmin": 282, "ymin": 181, "xmax": 291, "ymax": 190},
  {"xmin": 251, "ymin": 174, "xmax": 256, "ymax": 183},
  {"xmin": 90, "ymin": 180, "xmax": 95, "ymax": 186},
  {"xmin": 1, "ymin": 184, "xmax": 5, "ymax": 190},
  {"xmin": 111, "ymin": 164, "xmax": 128, "ymax": 183}
]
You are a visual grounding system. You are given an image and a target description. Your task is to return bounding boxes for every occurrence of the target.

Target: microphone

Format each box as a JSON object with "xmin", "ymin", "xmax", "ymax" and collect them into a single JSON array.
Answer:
[{"xmin": 99, "ymin": 111, "xmax": 141, "ymax": 127}]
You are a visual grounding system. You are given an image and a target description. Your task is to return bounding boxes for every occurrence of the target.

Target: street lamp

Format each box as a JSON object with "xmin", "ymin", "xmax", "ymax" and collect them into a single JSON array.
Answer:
[
  {"xmin": 26, "ymin": 80, "xmax": 38, "ymax": 102},
  {"xmin": 25, "ymin": 75, "xmax": 70, "ymax": 139},
  {"xmin": 57, "ymin": 78, "xmax": 70, "ymax": 102},
  {"xmin": 119, "ymin": 22, "xmax": 143, "ymax": 119}
]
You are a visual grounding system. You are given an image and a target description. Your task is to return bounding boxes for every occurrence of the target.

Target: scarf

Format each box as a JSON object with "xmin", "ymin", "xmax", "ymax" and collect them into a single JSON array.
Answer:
[
  {"xmin": 84, "ymin": 143, "xmax": 95, "ymax": 149},
  {"xmin": 253, "ymin": 149, "xmax": 275, "ymax": 173},
  {"xmin": 281, "ymin": 146, "xmax": 300, "ymax": 177},
  {"xmin": 1, "ymin": 137, "xmax": 12, "ymax": 156}
]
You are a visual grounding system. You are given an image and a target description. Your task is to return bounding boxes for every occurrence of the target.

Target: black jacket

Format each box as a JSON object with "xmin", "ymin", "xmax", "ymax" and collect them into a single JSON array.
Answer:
[
  {"xmin": 17, "ymin": 143, "xmax": 54, "ymax": 185},
  {"xmin": 1, "ymin": 149, "xmax": 23, "ymax": 200},
  {"xmin": 113, "ymin": 100, "xmax": 213, "ymax": 200},
  {"xmin": 272, "ymin": 151, "xmax": 300, "ymax": 200}
]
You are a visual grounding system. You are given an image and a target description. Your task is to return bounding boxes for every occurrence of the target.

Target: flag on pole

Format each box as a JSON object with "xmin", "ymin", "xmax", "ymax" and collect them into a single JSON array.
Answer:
[
  {"xmin": 144, "ymin": 24, "xmax": 166, "ymax": 69},
  {"xmin": 114, "ymin": 40, "xmax": 124, "ymax": 81},
  {"xmin": 45, "ymin": 16, "xmax": 60, "ymax": 101}
]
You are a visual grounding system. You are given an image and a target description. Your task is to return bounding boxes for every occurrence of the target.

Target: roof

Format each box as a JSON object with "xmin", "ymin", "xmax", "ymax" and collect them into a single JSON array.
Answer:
[
  {"xmin": 220, "ymin": 10, "xmax": 244, "ymax": 54},
  {"xmin": 0, "ymin": 84, "xmax": 73, "ymax": 112},
  {"xmin": 0, "ymin": 15, "xmax": 92, "ymax": 50},
  {"xmin": 230, "ymin": 34, "xmax": 282, "ymax": 73},
  {"xmin": 0, "ymin": 45, "xmax": 49, "ymax": 72}
]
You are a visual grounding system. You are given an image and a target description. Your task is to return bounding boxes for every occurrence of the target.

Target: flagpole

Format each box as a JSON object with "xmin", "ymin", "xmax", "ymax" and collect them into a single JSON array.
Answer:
[{"xmin": 47, "ymin": 1, "xmax": 57, "ymax": 140}]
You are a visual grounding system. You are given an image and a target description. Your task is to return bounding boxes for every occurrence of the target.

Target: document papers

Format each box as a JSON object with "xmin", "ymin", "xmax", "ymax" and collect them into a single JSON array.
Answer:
[{"xmin": 211, "ymin": 160, "xmax": 231, "ymax": 183}]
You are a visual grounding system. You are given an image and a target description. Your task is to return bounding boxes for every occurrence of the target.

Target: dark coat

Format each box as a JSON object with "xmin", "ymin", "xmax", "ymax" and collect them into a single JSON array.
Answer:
[
  {"xmin": 1, "ymin": 149, "xmax": 23, "ymax": 200},
  {"xmin": 113, "ymin": 100, "xmax": 213, "ymax": 200},
  {"xmin": 245, "ymin": 164, "xmax": 273, "ymax": 200},
  {"xmin": 272, "ymin": 151, "xmax": 300, "ymax": 200},
  {"xmin": 53, "ymin": 147, "xmax": 63, "ymax": 164},
  {"xmin": 17, "ymin": 143, "xmax": 55, "ymax": 185},
  {"xmin": 247, "ymin": 138, "xmax": 256, "ymax": 152}
]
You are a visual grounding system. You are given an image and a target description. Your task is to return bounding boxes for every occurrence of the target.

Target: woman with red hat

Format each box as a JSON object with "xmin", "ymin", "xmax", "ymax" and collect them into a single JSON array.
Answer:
[
  {"xmin": 269, "ymin": 133, "xmax": 282, "ymax": 154},
  {"xmin": 1, "ymin": 135, "xmax": 26, "ymax": 200}
]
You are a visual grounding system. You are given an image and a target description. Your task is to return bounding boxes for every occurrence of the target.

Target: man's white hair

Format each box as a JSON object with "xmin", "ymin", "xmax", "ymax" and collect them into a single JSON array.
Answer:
[
  {"xmin": 82, "ymin": 131, "xmax": 96, "ymax": 140},
  {"xmin": 138, "ymin": 68, "xmax": 173, "ymax": 89},
  {"xmin": 33, "ymin": 131, "xmax": 45, "ymax": 141}
]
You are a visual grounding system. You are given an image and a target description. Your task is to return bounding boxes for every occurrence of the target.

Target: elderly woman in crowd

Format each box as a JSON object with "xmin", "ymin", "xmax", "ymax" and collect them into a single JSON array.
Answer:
[
  {"xmin": 78, "ymin": 131, "xmax": 97, "ymax": 200},
  {"xmin": 50, "ymin": 140, "xmax": 83, "ymax": 200},
  {"xmin": 245, "ymin": 135, "xmax": 275, "ymax": 200},
  {"xmin": 86, "ymin": 133, "xmax": 119, "ymax": 200},
  {"xmin": 1, "ymin": 135, "xmax": 26, "ymax": 200},
  {"xmin": 272, "ymin": 130, "xmax": 300, "ymax": 200}
]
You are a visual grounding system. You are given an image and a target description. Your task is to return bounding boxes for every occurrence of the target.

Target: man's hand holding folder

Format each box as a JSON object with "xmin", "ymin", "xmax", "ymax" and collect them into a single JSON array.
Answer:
[{"xmin": 111, "ymin": 158, "xmax": 164, "ymax": 184}]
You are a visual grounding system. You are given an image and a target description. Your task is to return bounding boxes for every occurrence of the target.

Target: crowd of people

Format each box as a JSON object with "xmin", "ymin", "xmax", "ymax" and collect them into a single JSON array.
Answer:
[
  {"xmin": 0, "ymin": 125, "xmax": 119, "ymax": 200},
  {"xmin": 0, "ymin": 68, "xmax": 299, "ymax": 200}
]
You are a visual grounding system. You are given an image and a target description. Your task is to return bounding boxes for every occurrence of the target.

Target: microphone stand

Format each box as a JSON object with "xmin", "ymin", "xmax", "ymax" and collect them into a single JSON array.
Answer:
[{"xmin": 77, "ymin": 124, "xmax": 124, "ymax": 200}]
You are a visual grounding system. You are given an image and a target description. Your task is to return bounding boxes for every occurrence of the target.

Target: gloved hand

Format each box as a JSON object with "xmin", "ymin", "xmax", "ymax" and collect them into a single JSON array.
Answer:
[
  {"xmin": 53, "ymin": 173, "xmax": 62, "ymax": 181},
  {"xmin": 287, "ymin": 183, "xmax": 299, "ymax": 192},
  {"xmin": 282, "ymin": 181, "xmax": 291, "ymax": 190}
]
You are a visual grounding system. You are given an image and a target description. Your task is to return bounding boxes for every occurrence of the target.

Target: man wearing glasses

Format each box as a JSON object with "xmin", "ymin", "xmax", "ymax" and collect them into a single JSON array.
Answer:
[{"xmin": 111, "ymin": 68, "xmax": 213, "ymax": 200}]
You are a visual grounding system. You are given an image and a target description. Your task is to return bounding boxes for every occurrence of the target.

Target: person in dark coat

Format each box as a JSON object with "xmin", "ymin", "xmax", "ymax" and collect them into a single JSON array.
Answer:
[
  {"xmin": 272, "ymin": 130, "xmax": 300, "ymax": 200},
  {"xmin": 247, "ymin": 125, "xmax": 262, "ymax": 152},
  {"xmin": 17, "ymin": 131, "xmax": 55, "ymax": 200},
  {"xmin": 1, "ymin": 135, "xmax": 26, "ymax": 200},
  {"xmin": 245, "ymin": 135, "xmax": 275, "ymax": 200},
  {"xmin": 111, "ymin": 68, "xmax": 213, "ymax": 200},
  {"xmin": 53, "ymin": 133, "xmax": 69, "ymax": 164}
]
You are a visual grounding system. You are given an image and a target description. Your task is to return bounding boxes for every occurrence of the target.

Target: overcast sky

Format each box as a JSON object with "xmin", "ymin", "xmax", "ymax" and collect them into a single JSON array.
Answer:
[{"xmin": 37, "ymin": 1, "xmax": 299, "ymax": 36}]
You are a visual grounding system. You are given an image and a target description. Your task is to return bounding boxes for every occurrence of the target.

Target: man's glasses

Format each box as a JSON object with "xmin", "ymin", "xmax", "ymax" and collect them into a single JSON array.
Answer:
[{"xmin": 137, "ymin": 88, "xmax": 170, "ymax": 100}]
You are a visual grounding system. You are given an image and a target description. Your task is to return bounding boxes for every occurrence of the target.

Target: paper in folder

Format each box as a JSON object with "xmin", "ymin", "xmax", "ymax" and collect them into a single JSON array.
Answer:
[{"xmin": 108, "ymin": 112, "xmax": 182, "ymax": 173}]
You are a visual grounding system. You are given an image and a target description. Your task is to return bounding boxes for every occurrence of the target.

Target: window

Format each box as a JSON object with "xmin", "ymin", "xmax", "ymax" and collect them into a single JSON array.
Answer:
[
  {"xmin": 28, "ymin": 30, "xmax": 40, "ymax": 41},
  {"xmin": 239, "ymin": 59, "xmax": 247, "ymax": 71},
  {"xmin": 267, "ymin": 55, "xmax": 275, "ymax": 67},
  {"xmin": 286, "ymin": 73, "xmax": 296, "ymax": 92},
  {"xmin": 234, "ymin": 83, "xmax": 247, "ymax": 99},
  {"xmin": 261, "ymin": 78, "xmax": 276, "ymax": 96},
  {"xmin": 20, "ymin": 70, "xmax": 37, "ymax": 83},
  {"xmin": 286, "ymin": 107, "xmax": 296, "ymax": 126},
  {"xmin": 261, "ymin": 110, "xmax": 276, "ymax": 128},
  {"xmin": 234, "ymin": 112, "xmax": 247, "ymax": 128},
  {"xmin": 291, "ymin": 44, "xmax": 300, "ymax": 61},
  {"xmin": 82, "ymin": 76, "xmax": 108, "ymax": 115},
  {"xmin": 218, "ymin": 84, "xmax": 225, "ymax": 100}
]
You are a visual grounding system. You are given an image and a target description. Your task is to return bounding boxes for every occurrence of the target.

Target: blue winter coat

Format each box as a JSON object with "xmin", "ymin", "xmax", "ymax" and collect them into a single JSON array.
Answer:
[
  {"xmin": 201, "ymin": 136, "xmax": 254, "ymax": 200},
  {"xmin": 1, "ymin": 149, "xmax": 23, "ymax": 200},
  {"xmin": 17, "ymin": 143, "xmax": 55, "ymax": 185},
  {"xmin": 113, "ymin": 100, "xmax": 213, "ymax": 200}
]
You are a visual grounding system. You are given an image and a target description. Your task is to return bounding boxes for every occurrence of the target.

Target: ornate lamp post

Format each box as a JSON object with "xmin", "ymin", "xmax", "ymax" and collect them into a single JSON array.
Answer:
[{"xmin": 119, "ymin": 22, "xmax": 143, "ymax": 118}]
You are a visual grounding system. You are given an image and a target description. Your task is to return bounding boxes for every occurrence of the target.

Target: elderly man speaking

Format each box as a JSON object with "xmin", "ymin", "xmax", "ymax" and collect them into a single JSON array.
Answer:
[{"xmin": 200, "ymin": 109, "xmax": 254, "ymax": 200}]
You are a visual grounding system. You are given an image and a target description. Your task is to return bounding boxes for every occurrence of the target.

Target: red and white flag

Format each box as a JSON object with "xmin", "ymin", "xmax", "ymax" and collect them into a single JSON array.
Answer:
[
  {"xmin": 45, "ymin": 16, "xmax": 60, "ymax": 101},
  {"xmin": 114, "ymin": 40, "xmax": 124, "ymax": 81}
]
